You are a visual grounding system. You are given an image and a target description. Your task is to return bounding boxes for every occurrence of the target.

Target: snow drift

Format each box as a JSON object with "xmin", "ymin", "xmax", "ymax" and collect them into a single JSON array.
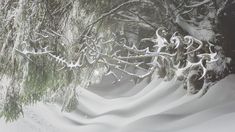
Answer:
[{"xmin": 1, "ymin": 74, "xmax": 235, "ymax": 132}]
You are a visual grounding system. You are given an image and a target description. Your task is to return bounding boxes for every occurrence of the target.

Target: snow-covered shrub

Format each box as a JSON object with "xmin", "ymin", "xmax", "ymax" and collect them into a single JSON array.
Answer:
[{"xmin": 131, "ymin": 28, "xmax": 226, "ymax": 94}]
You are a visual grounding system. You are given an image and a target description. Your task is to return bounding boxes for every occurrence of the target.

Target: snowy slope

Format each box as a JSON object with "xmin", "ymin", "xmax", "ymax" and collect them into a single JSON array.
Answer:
[{"xmin": 1, "ymin": 75, "xmax": 235, "ymax": 132}]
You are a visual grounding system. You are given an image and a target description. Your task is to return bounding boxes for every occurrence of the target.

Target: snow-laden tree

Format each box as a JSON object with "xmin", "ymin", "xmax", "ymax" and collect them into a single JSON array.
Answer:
[{"xmin": 0, "ymin": 0, "xmax": 231, "ymax": 121}]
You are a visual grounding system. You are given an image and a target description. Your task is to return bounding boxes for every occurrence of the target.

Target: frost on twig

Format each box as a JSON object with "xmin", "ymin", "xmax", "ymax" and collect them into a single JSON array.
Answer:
[{"xmin": 32, "ymin": 27, "xmax": 221, "ymax": 95}]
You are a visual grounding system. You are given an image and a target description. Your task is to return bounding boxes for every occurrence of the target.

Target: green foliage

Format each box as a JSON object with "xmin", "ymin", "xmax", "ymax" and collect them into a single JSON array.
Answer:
[{"xmin": 1, "ymin": 87, "xmax": 23, "ymax": 122}]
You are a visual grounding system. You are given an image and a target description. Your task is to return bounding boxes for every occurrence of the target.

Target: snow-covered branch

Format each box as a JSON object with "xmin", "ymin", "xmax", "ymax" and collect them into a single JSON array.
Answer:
[{"xmin": 185, "ymin": 0, "xmax": 211, "ymax": 8}]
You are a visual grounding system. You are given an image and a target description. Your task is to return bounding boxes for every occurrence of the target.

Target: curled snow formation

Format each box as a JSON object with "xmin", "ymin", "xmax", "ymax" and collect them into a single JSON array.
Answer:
[{"xmin": 1, "ymin": 74, "xmax": 235, "ymax": 132}]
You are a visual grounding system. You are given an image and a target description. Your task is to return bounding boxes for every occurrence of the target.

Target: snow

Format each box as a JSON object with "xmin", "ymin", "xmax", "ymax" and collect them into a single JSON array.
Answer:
[
  {"xmin": 176, "ymin": 15, "xmax": 215, "ymax": 41},
  {"xmin": 1, "ymin": 74, "xmax": 235, "ymax": 132}
]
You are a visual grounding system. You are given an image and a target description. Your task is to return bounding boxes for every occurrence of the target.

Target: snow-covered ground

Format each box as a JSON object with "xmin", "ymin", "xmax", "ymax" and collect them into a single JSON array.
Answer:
[{"xmin": 1, "ymin": 75, "xmax": 235, "ymax": 132}]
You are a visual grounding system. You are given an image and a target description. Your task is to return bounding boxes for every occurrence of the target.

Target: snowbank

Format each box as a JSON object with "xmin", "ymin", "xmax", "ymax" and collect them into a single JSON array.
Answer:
[{"xmin": 1, "ymin": 75, "xmax": 235, "ymax": 132}]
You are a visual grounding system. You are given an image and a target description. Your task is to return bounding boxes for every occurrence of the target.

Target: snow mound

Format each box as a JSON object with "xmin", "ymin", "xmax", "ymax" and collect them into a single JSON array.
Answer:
[{"xmin": 1, "ymin": 75, "xmax": 235, "ymax": 132}]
